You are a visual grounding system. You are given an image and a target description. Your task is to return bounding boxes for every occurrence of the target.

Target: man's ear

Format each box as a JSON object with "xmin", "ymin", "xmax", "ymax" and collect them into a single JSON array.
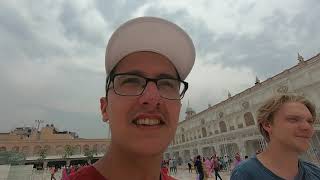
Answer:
[
  {"xmin": 262, "ymin": 121, "xmax": 272, "ymax": 135},
  {"xmin": 100, "ymin": 97, "xmax": 109, "ymax": 122}
]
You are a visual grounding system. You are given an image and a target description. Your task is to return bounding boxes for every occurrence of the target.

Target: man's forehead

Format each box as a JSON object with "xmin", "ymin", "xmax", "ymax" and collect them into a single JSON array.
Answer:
[
  {"xmin": 113, "ymin": 51, "xmax": 180, "ymax": 78},
  {"xmin": 280, "ymin": 103, "xmax": 312, "ymax": 117}
]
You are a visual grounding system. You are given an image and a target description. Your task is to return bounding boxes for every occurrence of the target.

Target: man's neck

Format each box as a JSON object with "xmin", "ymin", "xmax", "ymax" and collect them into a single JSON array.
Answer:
[
  {"xmin": 257, "ymin": 142, "xmax": 299, "ymax": 180},
  {"xmin": 94, "ymin": 144, "xmax": 162, "ymax": 180}
]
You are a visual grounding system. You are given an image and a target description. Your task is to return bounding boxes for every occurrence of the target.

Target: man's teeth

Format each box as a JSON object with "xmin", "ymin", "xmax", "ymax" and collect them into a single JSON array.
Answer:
[{"xmin": 135, "ymin": 119, "xmax": 161, "ymax": 125}]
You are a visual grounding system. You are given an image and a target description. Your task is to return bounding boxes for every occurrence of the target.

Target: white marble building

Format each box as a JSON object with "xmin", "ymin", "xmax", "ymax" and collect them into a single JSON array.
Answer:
[{"xmin": 165, "ymin": 53, "xmax": 320, "ymax": 165}]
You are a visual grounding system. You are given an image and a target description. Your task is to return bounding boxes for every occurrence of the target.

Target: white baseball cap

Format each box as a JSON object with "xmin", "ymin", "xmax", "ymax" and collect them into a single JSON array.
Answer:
[{"xmin": 105, "ymin": 17, "xmax": 196, "ymax": 80}]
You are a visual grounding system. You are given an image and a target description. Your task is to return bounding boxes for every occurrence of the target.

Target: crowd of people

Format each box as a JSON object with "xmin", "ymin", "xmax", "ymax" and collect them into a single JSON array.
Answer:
[
  {"xmin": 192, "ymin": 153, "xmax": 243, "ymax": 180},
  {"xmin": 48, "ymin": 164, "xmax": 90, "ymax": 180},
  {"xmin": 160, "ymin": 158, "xmax": 178, "ymax": 176},
  {"xmin": 159, "ymin": 152, "xmax": 248, "ymax": 180}
]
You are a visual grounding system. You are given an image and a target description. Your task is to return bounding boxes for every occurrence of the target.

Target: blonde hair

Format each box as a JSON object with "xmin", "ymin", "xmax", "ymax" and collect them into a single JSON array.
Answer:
[{"xmin": 257, "ymin": 94, "xmax": 316, "ymax": 142}]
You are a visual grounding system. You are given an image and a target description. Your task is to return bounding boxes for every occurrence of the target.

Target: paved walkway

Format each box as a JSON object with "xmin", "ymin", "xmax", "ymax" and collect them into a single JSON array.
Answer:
[
  {"xmin": 170, "ymin": 167, "xmax": 231, "ymax": 180},
  {"xmin": 30, "ymin": 169, "xmax": 62, "ymax": 180},
  {"xmin": 30, "ymin": 167, "xmax": 231, "ymax": 180}
]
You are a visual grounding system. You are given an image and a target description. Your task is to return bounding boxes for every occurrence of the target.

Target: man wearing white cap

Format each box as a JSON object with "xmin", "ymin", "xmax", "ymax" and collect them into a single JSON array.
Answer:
[{"xmin": 68, "ymin": 17, "xmax": 195, "ymax": 180}]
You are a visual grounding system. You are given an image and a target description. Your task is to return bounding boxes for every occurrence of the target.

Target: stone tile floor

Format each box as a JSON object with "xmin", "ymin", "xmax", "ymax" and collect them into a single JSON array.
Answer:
[
  {"xmin": 29, "ymin": 167, "xmax": 231, "ymax": 180},
  {"xmin": 169, "ymin": 167, "xmax": 231, "ymax": 180}
]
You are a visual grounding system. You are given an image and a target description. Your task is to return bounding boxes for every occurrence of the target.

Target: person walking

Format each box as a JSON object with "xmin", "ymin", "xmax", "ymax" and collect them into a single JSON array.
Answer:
[
  {"xmin": 187, "ymin": 159, "xmax": 193, "ymax": 173},
  {"xmin": 212, "ymin": 154, "xmax": 222, "ymax": 180},
  {"xmin": 172, "ymin": 158, "xmax": 178, "ymax": 174},
  {"xmin": 232, "ymin": 153, "xmax": 242, "ymax": 170},
  {"xmin": 194, "ymin": 155, "xmax": 205, "ymax": 180},
  {"xmin": 204, "ymin": 157, "xmax": 212, "ymax": 178},
  {"xmin": 169, "ymin": 158, "xmax": 174, "ymax": 174},
  {"xmin": 50, "ymin": 166, "xmax": 56, "ymax": 180}
]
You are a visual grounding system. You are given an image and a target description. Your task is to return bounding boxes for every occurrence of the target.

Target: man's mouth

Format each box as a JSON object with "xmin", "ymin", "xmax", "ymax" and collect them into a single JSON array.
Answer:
[
  {"xmin": 132, "ymin": 118, "xmax": 165, "ymax": 126},
  {"xmin": 296, "ymin": 136, "xmax": 312, "ymax": 141}
]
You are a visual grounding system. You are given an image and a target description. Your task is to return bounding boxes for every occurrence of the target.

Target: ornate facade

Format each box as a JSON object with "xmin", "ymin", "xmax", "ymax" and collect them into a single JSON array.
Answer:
[
  {"xmin": 0, "ymin": 124, "xmax": 110, "ymax": 167},
  {"xmin": 165, "ymin": 53, "xmax": 320, "ymax": 165}
]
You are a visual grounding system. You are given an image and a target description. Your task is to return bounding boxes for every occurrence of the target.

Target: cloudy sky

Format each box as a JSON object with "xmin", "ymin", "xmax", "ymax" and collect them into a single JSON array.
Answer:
[{"xmin": 1, "ymin": 0, "xmax": 319, "ymax": 138}]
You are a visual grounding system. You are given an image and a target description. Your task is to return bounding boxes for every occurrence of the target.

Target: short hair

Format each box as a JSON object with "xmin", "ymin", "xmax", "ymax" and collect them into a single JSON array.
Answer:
[{"xmin": 257, "ymin": 94, "xmax": 316, "ymax": 142}]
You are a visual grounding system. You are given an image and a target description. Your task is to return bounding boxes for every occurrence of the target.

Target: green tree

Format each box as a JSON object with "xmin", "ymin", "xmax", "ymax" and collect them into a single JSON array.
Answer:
[
  {"xmin": 0, "ymin": 151, "xmax": 26, "ymax": 165},
  {"xmin": 37, "ymin": 147, "xmax": 47, "ymax": 166},
  {"xmin": 84, "ymin": 149, "xmax": 94, "ymax": 164},
  {"xmin": 63, "ymin": 145, "xmax": 74, "ymax": 159}
]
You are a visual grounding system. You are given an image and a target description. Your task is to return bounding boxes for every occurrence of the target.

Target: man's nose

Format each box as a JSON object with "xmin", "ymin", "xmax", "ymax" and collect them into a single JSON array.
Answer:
[{"xmin": 138, "ymin": 82, "xmax": 162, "ymax": 107}]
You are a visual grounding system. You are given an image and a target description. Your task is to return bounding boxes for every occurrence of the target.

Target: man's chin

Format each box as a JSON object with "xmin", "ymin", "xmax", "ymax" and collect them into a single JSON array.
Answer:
[
  {"xmin": 127, "ymin": 142, "xmax": 168, "ymax": 157},
  {"xmin": 294, "ymin": 144, "xmax": 310, "ymax": 154},
  {"xmin": 132, "ymin": 148, "xmax": 166, "ymax": 157}
]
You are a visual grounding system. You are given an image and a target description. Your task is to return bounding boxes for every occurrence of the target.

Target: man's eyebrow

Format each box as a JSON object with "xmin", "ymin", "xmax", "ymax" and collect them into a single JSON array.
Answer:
[
  {"xmin": 156, "ymin": 73, "xmax": 177, "ymax": 79},
  {"xmin": 285, "ymin": 115, "xmax": 304, "ymax": 119},
  {"xmin": 286, "ymin": 115, "xmax": 301, "ymax": 118},
  {"xmin": 119, "ymin": 70, "xmax": 178, "ymax": 79},
  {"xmin": 286, "ymin": 115, "xmax": 314, "ymax": 122}
]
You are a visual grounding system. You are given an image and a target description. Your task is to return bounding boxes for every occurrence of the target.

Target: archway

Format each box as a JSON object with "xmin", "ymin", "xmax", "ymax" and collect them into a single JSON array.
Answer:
[
  {"xmin": 74, "ymin": 145, "xmax": 81, "ymax": 154},
  {"xmin": 219, "ymin": 121, "xmax": 227, "ymax": 133},
  {"xmin": 21, "ymin": 146, "xmax": 30, "ymax": 156},
  {"xmin": 202, "ymin": 127, "xmax": 207, "ymax": 137},
  {"xmin": 244, "ymin": 112, "xmax": 255, "ymax": 126},
  {"xmin": 44, "ymin": 145, "xmax": 51, "ymax": 155},
  {"xmin": 33, "ymin": 145, "xmax": 41, "ymax": 156},
  {"xmin": 11, "ymin": 146, "xmax": 19, "ymax": 153},
  {"xmin": 55, "ymin": 145, "xmax": 64, "ymax": 155}
]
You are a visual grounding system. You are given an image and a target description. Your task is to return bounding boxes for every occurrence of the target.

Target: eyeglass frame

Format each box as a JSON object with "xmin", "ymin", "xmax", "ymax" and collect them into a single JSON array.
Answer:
[{"xmin": 105, "ymin": 73, "xmax": 189, "ymax": 100}]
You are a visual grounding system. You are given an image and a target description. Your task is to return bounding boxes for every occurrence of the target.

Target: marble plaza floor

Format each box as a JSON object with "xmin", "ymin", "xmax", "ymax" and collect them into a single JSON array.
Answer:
[
  {"xmin": 170, "ymin": 167, "xmax": 231, "ymax": 180},
  {"xmin": 3, "ymin": 166, "xmax": 230, "ymax": 180},
  {"xmin": 33, "ymin": 167, "xmax": 231, "ymax": 180}
]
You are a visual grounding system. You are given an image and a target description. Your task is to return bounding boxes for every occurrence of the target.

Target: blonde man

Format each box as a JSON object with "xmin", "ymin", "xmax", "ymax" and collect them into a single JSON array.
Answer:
[{"xmin": 231, "ymin": 94, "xmax": 320, "ymax": 180}]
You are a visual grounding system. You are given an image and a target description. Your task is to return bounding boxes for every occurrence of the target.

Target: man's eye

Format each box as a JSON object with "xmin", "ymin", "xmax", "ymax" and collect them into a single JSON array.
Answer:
[
  {"xmin": 159, "ymin": 81, "xmax": 173, "ymax": 87},
  {"xmin": 307, "ymin": 120, "xmax": 314, "ymax": 124},
  {"xmin": 158, "ymin": 80, "xmax": 178, "ymax": 89},
  {"xmin": 121, "ymin": 78, "xmax": 141, "ymax": 84},
  {"xmin": 288, "ymin": 118, "xmax": 298, "ymax": 122}
]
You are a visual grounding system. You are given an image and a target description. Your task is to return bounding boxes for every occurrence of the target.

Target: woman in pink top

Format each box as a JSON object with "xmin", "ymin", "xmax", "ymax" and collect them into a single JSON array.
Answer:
[
  {"xmin": 50, "ymin": 166, "xmax": 56, "ymax": 180},
  {"xmin": 233, "ymin": 153, "xmax": 242, "ymax": 169},
  {"xmin": 61, "ymin": 167, "xmax": 68, "ymax": 180},
  {"xmin": 204, "ymin": 158, "xmax": 213, "ymax": 177}
]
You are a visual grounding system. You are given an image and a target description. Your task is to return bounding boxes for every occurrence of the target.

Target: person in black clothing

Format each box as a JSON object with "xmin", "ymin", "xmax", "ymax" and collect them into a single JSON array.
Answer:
[
  {"xmin": 187, "ymin": 159, "xmax": 192, "ymax": 173},
  {"xmin": 212, "ymin": 154, "xmax": 223, "ymax": 180},
  {"xmin": 194, "ymin": 155, "xmax": 204, "ymax": 180}
]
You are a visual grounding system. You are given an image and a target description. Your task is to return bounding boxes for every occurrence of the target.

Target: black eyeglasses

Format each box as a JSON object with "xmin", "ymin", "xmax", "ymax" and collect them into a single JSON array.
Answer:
[{"xmin": 107, "ymin": 73, "xmax": 188, "ymax": 100}]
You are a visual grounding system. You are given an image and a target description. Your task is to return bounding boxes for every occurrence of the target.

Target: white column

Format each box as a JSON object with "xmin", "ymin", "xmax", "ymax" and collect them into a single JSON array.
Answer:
[
  {"xmin": 197, "ymin": 145, "xmax": 203, "ymax": 157},
  {"xmin": 214, "ymin": 144, "xmax": 221, "ymax": 157},
  {"xmin": 237, "ymin": 140, "xmax": 246, "ymax": 158}
]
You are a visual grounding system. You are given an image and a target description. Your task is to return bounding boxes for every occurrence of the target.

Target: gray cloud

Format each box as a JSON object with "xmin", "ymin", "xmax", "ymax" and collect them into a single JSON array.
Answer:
[
  {"xmin": 94, "ymin": 0, "xmax": 150, "ymax": 28},
  {"xmin": 204, "ymin": 2, "xmax": 320, "ymax": 78},
  {"xmin": 142, "ymin": 1, "xmax": 320, "ymax": 78},
  {"xmin": 59, "ymin": 1, "xmax": 105, "ymax": 47},
  {"xmin": 0, "ymin": 0, "xmax": 319, "ymax": 137},
  {"xmin": 0, "ymin": 2, "xmax": 67, "ymax": 62}
]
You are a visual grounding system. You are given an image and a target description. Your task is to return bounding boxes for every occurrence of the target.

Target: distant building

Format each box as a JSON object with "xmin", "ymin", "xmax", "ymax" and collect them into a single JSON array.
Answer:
[
  {"xmin": 0, "ymin": 124, "xmax": 110, "ymax": 168},
  {"xmin": 165, "ymin": 53, "xmax": 320, "ymax": 165}
]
